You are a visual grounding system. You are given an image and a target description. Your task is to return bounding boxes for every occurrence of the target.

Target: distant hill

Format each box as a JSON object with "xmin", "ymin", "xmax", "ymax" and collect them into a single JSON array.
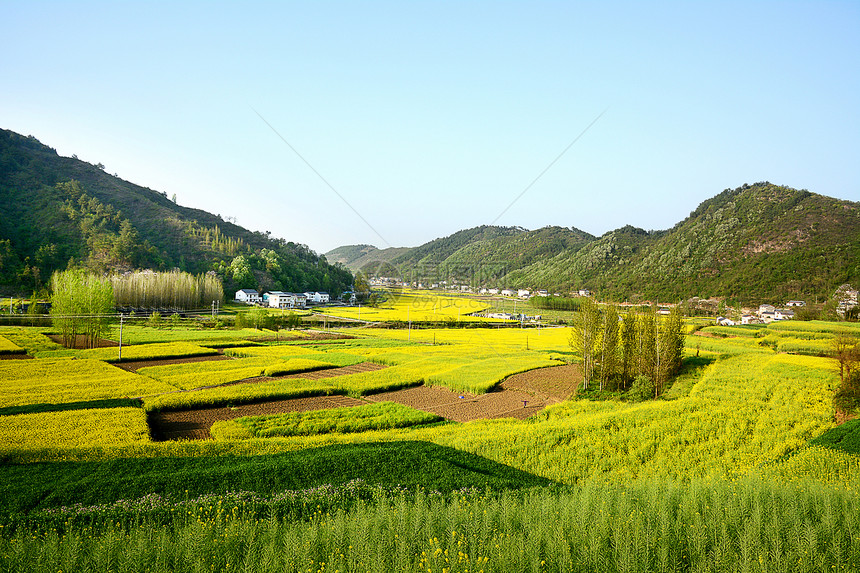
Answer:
[
  {"xmin": 325, "ymin": 244, "xmax": 411, "ymax": 274},
  {"xmin": 331, "ymin": 183, "xmax": 860, "ymax": 304},
  {"xmin": 0, "ymin": 128, "xmax": 352, "ymax": 297}
]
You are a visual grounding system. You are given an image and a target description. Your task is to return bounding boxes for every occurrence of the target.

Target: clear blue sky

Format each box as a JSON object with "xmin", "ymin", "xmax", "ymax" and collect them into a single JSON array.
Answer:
[{"xmin": 3, "ymin": 1, "xmax": 858, "ymax": 254}]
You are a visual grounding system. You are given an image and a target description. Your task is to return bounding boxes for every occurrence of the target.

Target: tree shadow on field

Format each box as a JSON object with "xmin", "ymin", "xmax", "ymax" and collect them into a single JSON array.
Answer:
[{"xmin": 0, "ymin": 442, "xmax": 554, "ymax": 515}]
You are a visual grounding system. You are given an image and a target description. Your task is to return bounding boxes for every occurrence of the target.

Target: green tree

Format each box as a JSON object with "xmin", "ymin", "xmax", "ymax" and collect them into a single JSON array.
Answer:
[
  {"xmin": 832, "ymin": 332, "xmax": 860, "ymax": 387},
  {"xmin": 50, "ymin": 269, "xmax": 114, "ymax": 348},
  {"xmin": 570, "ymin": 298, "xmax": 601, "ymax": 389},
  {"xmin": 656, "ymin": 306, "xmax": 685, "ymax": 397},
  {"xmin": 598, "ymin": 305, "xmax": 620, "ymax": 391},
  {"xmin": 620, "ymin": 311, "xmax": 637, "ymax": 389}
]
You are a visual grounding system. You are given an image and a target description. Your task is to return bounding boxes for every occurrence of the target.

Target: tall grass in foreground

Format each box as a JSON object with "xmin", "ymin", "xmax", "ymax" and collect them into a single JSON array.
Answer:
[{"xmin": 2, "ymin": 478, "xmax": 857, "ymax": 572}]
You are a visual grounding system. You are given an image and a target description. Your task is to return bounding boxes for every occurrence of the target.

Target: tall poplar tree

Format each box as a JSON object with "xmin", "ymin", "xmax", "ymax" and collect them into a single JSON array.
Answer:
[
  {"xmin": 50, "ymin": 269, "xmax": 114, "ymax": 348},
  {"xmin": 570, "ymin": 298, "xmax": 601, "ymax": 389}
]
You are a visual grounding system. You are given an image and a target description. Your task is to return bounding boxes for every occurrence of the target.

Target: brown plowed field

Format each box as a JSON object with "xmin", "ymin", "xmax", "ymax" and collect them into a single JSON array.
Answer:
[
  {"xmin": 366, "ymin": 363, "xmax": 581, "ymax": 422},
  {"xmin": 149, "ymin": 395, "xmax": 366, "ymax": 441},
  {"xmin": 281, "ymin": 361, "xmax": 386, "ymax": 379},
  {"xmin": 0, "ymin": 353, "xmax": 32, "ymax": 360},
  {"xmin": 147, "ymin": 362, "xmax": 581, "ymax": 440}
]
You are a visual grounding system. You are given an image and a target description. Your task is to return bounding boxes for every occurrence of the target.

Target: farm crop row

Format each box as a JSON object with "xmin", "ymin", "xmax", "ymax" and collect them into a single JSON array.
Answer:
[
  {"xmin": 0, "ymin": 359, "xmax": 173, "ymax": 409},
  {"xmin": 212, "ymin": 402, "xmax": 442, "ymax": 439},
  {"xmin": 0, "ymin": 407, "xmax": 150, "ymax": 453},
  {"xmin": 138, "ymin": 357, "xmax": 280, "ymax": 390},
  {"xmin": 2, "ymin": 477, "xmax": 857, "ymax": 573},
  {"xmin": 0, "ymin": 335, "xmax": 25, "ymax": 354}
]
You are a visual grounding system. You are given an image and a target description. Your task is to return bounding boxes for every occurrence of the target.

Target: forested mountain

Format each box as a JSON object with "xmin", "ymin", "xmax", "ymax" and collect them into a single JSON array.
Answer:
[
  {"xmin": 0, "ymin": 129, "xmax": 352, "ymax": 297},
  {"xmin": 324, "ymin": 244, "xmax": 411, "ymax": 274},
  {"xmin": 331, "ymin": 183, "xmax": 860, "ymax": 304}
]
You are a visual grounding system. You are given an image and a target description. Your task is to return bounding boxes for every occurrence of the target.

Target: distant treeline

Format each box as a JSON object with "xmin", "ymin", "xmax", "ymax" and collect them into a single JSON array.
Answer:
[{"xmin": 529, "ymin": 296, "xmax": 581, "ymax": 311}]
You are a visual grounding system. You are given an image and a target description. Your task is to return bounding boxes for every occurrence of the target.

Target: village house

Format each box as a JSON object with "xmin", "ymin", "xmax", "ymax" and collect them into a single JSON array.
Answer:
[
  {"xmin": 265, "ymin": 292, "xmax": 307, "ymax": 309},
  {"xmin": 487, "ymin": 288, "xmax": 500, "ymax": 295},
  {"xmin": 774, "ymin": 308, "xmax": 795, "ymax": 320},
  {"xmin": 517, "ymin": 289, "xmax": 531, "ymax": 298},
  {"xmin": 760, "ymin": 310, "xmax": 777, "ymax": 323},
  {"xmin": 536, "ymin": 289, "xmax": 549, "ymax": 296},
  {"xmin": 786, "ymin": 300, "xmax": 806, "ymax": 307},
  {"xmin": 578, "ymin": 289, "xmax": 591, "ymax": 297},
  {"xmin": 304, "ymin": 291, "xmax": 330, "ymax": 304},
  {"xmin": 500, "ymin": 289, "xmax": 515, "ymax": 297},
  {"xmin": 234, "ymin": 289, "xmax": 260, "ymax": 305},
  {"xmin": 758, "ymin": 304, "xmax": 776, "ymax": 315}
]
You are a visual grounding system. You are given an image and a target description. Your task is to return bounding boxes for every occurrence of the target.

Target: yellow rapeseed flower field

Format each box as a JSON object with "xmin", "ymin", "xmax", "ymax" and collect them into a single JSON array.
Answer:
[{"xmin": 0, "ymin": 359, "xmax": 174, "ymax": 408}]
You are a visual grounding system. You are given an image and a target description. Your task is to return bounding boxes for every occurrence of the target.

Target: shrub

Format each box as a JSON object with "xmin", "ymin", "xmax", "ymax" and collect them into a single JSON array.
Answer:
[{"xmin": 628, "ymin": 374, "xmax": 655, "ymax": 402}]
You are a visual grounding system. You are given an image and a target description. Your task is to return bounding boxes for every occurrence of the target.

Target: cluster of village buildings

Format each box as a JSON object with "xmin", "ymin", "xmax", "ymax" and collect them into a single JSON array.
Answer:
[
  {"xmin": 716, "ymin": 301, "xmax": 804, "ymax": 325},
  {"xmin": 234, "ymin": 289, "xmax": 353, "ymax": 309},
  {"xmin": 368, "ymin": 277, "xmax": 588, "ymax": 298}
]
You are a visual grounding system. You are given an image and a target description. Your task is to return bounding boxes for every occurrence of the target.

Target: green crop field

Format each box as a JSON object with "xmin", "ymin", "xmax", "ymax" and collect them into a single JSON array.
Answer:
[
  {"xmin": 138, "ymin": 356, "xmax": 279, "ymax": 389},
  {"xmin": 212, "ymin": 402, "xmax": 442, "ymax": 439},
  {"xmin": 1, "ymin": 315, "xmax": 859, "ymax": 572}
]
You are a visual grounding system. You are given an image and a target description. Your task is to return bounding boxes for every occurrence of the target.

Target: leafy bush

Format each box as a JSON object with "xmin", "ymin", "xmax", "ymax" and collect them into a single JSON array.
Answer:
[
  {"xmin": 628, "ymin": 374, "xmax": 654, "ymax": 402},
  {"xmin": 833, "ymin": 385, "xmax": 860, "ymax": 416}
]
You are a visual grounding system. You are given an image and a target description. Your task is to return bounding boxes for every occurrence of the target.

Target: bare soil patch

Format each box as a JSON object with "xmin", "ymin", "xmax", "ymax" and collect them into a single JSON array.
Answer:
[
  {"xmin": 501, "ymin": 363, "xmax": 581, "ymax": 402},
  {"xmin": 281, "ymin": 361, "xmax": 386, "ymax": 379},
  {"xmin": 691, "ymin": 331, "xmax": 723, "ymax": 339},
  {"xmin": 251, "ymin": 331, "xmax": 355, "ymax": 343},
  {"xmin": 0, "ymin": 353, "xmax": 33, "ymax": 360},
  {"xmin": 366, "ymin": 363, "xmax": 582, "ymax": 422},
  {"xmin": 149, "ymin": 395, "xmax": 365, "ymax": 441}
]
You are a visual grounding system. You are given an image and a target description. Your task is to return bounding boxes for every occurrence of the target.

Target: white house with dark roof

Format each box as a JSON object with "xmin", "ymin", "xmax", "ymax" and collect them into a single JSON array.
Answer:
[
  {"xmin": 775, "ymin": 308, "xmax": 795, "ymax": 320},
  {"xmin": 304, "ymin": 292, "xmax": 330, "ymax": 304},
  {"xmin": 235, "ymin": 289, "xmax": 260, "ymax": 304}
]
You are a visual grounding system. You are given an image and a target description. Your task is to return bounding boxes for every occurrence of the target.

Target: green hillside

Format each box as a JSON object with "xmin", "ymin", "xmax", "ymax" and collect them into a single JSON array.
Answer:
[
  {"xmin": 389, "ymin": 225, "xmax": 595, "ymax": 286},
  {"xmin": 324, "ymin": 244, "xmax": 411, "ymax": 274},
  {"xmin": 336, "ymin": 183, "xmax": 860, "ymax": 304},
  {"xmin": 520, "ymin": 183, "xmax": 860, "ymax": 303},
  {"xmin": 0, "ymin": 129, "xmax": 352, "ymax": 297}
]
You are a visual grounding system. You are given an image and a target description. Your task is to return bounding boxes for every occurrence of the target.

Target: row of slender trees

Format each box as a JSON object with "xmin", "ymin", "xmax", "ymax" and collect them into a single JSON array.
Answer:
[
  {"xmin": 49, "ymin": 270, "xmax": 225, "ymax": 348},
  {"xmin": 111, "ymin": 270, "xmax": 223, "ymax": 310},
  {"xmin": 50, "ymin": 270, "xmax": 114, "ymax": 348},
  {"xmin": 570, "ymin": 300, "xmax": 685, "ymax": 397}
]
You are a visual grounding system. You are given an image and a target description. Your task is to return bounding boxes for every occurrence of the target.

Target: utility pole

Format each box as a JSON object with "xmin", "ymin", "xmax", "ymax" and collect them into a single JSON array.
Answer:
[{"xmin": 118, "ymin": 314, "xmax": 124, "ymax": 361}]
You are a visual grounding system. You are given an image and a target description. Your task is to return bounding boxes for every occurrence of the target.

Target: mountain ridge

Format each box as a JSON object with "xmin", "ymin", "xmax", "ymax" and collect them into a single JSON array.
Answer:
[{"xmin": 327, "ymin": 183, "xmax": 860, "ymax": 304}]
